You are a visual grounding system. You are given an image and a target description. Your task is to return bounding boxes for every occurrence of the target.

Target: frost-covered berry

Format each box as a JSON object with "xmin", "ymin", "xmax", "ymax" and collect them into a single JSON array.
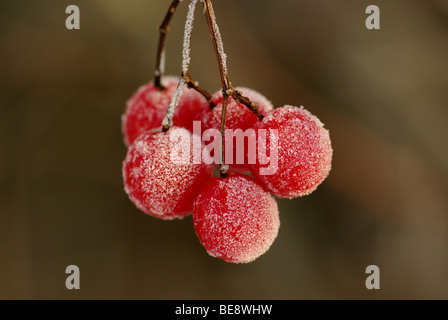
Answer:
[
  {"xmin": 198, "ymin": 87, "xmax": 273, "ymax": 172},
  {"xmin": 193, "ymin": 173, "xmax": 280, "ymax": 263},
  {"xmin": 122, "ymin": 76, "xmax": 207, "ymax": 146},
  {"xmin": 199, "ymin": 87, "xmax": 273, "ymax": 132},
  {"xmin": 123, "ymin": 127, "xmax": 213, "ymax": 219},
  {"xmin": 249, "ymin": 106, "xmax": 332, "ymax": 198}
]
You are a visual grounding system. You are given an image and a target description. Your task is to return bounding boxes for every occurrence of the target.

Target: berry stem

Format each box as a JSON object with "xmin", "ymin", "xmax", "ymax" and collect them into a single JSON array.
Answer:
[
  {"xmin": 203, "ymin": 0, "xmax": 231, "ymax": 177},
  {"xmin": 155, "ymin": 0, "xmax": 181, "ymax": 90},
  {"xmin": 232, "ymin": 90, "xmax": 264, "ymax": 121},
  {"xmin": 184, "ymin": 71, "xmax": 216, "ymax": 108},
  {"xmin": 162, "ymin": 0, "xmax": 199, "ymax": 132},
  {"xmin": 202, "ymin": 0, "xmax": 263, "ymax": 176},
  {"xmin": 202, "ymin": 0, "xmax": 263, "ymax": 120},
  {"xmin": 203, "ymin": 0, "xmax": 231, "ymax": 92},
  {"xmin": 219, "ymin": 92, "xmax": 229, "ymax": 177},
  {"xmin": 162, "ymin": 75, "xmax": 186, "ymax": 132}
]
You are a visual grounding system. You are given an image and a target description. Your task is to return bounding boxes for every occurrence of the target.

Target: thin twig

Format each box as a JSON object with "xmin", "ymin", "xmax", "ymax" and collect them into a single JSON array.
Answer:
[
  {"xmin": 219, "ymin": 93, "xmax": 229, "ymax": 177},
  {"xmin": 162, "ymin": 0, "xmax": 199, "ymax": 132},
  {"xmin": 203, "ymin": 0, "xmax": 233, "ymax": 177},
  {"xmin": 202, "ymin": 0, "xmax": 263, "ymax": 119},
  {"xmin": 233, "ymin": 90, "xmax": 264, "ymax": 121},
  {"xmin": 184, "ymin": 72, "xmax": 216, "ymax": 108},
  {"xmin": 154, "ymin": 0, "xmax": 181, "ymax": 90},
  {"xmin": 203, "ymin": 0, "xmax": 265, "ymax": 176},
  {"xmin": 162, "ymin": 76, "xmax": 186, "ymax": 132},
  {"xmin": 203, "ymin": 0, "xmax": 231, "ymax": 92},
  {"xmin": 182, "ymin": 0, "xmax": 198, "ymax": 75}
]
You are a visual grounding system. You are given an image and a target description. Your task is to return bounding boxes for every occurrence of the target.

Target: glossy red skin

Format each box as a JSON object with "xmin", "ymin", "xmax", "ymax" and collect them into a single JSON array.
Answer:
[
  {"xmin": 249, "ymin": 106, "xmax": 333, "ymax": 198},
  {"xmin": 122, "ymin": 76, "xmax": 207, "ymax": 146},
  {"xmin": 198, "ymin": 87, "xmax": 273, "ymax": 173},
  {"xmin": 123, "ymin": 127, "xmax": 213, "ymax": 219},
  {"xmin": 193, "ymin": 173, "xmax": 280, "ymax": 263}
]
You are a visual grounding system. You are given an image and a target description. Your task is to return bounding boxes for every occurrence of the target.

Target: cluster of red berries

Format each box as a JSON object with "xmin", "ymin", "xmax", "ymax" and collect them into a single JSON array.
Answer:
[{"xmin": 121, "ymin": 76, "xmax": 333, "ymax": 263}]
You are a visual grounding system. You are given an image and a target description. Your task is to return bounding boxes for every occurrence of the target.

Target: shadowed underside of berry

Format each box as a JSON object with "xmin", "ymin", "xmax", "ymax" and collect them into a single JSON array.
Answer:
[
  {"xmin": 122, "ymin": 75, "xmax": 207, "ymax": 146},
  {"xmin": 249, "ymin": 105, "xmax": 333, "ymax": 198},
  {"xmin": 193, "ymin": 173, "xmax": 280, "ymax": 263},
  {"xmin": 123, "ymin": 127, "xmax": 213, "ymax": 219}
]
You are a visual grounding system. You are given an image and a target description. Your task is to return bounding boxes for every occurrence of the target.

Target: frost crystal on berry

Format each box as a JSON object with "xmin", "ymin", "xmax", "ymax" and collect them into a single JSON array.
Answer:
[
  {"xmin": 249, "ymin": 106, "xmax": 333, "ymax": 198},
  {"xmin": 123, "ymin": 127, "xmax": 213, "ymax": 219},
  {"xmin": 122, "ymin": 76, "xmax": 207, "ymax": 146},
  {"xmin": 193, "ymin": 173, "xmax": 280, "ymax": 263}
]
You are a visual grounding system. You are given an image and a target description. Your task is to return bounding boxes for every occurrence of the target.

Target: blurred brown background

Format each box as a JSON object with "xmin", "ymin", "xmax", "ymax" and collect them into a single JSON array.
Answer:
[{"xmin": 1, "ymin": 0, "xmax": 448, "ymax": 299}]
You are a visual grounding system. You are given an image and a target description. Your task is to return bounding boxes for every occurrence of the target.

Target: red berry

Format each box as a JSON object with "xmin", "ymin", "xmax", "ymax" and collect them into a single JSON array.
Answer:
[
  {"xmin": 193, "ymin": 173, "xmax": 280, "ymax": 263},
  {"xmin": 198, "ymin": 87, "xmax": 273, "ymax": 172},
  {"xmin": 122, "ymin": 75, "xmax": 207, "ymax": 146},
  {"xmin": 200, "ymin": 87, "xmax": 273, "ymax": 131},
  {"xmin": 249, "ymin": 106, "xmax": 332, "ymax": 198},
  {"xmin": 123, "ymin": 127, "xmax": 213, "ymax": 219}
]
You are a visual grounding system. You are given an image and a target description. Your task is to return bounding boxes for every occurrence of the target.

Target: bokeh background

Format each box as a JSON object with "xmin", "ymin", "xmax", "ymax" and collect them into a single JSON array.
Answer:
[{"xmin": 1, "ymin": 0, "xmax": 448, "ymax": 299}]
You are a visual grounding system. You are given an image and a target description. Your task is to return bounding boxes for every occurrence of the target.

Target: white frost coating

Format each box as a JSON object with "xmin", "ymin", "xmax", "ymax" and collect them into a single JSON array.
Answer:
[
  {"xmin": 123, "ymin": 128, "xmax": 212, "ymax": 219},
  {"xmin": 162, "ymin": 0, "xmax": 198, "ymax": 129},
  {"xmin": 193, "ymin": 174, "xmax": 280, "ymax": 263},
  {"xmin": 182, "ymin": 0, "xmax": 199, "ymax": 74},
  {"xmin": 162, "ymin": 77, "xmax": 186, "ymax": 128},
  {"xmin": 250, "ymin": 105, "xmax": 332, "ymax": 198}
]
